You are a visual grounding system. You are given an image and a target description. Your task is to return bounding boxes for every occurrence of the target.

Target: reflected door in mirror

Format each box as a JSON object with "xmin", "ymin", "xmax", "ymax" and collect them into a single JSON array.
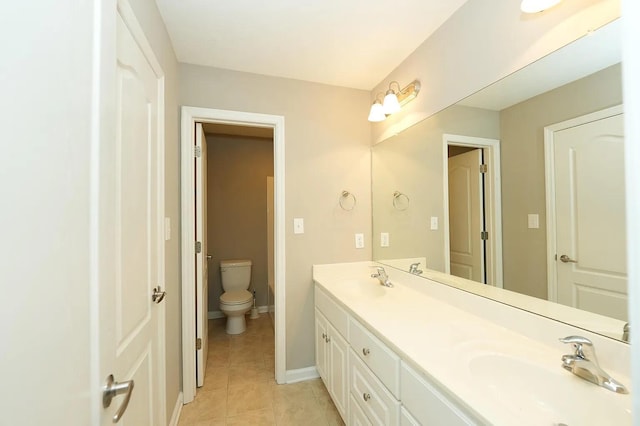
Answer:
[{"xmin": 552, "ymin": 111, "xmax": 627, "ymax": 321}]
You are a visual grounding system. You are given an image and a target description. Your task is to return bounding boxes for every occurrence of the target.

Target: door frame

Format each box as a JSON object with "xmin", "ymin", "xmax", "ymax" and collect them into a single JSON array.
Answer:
[
  {"xmin": 442, "ymin": 134, "xmax": 503, "ymax": 288},
  {"xmin": 180, "ymin": 107, "xmax": 286, "ymax": 403},
  {"xmin": 543, "ymin": 104, "xmax": 623, "ymax": 302}
]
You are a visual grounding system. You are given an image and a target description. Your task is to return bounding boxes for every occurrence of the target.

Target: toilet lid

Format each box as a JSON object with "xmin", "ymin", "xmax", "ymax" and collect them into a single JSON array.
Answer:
[{"xmin": 220, "ymin": 290, "xmax": 252, "ymax": 305}]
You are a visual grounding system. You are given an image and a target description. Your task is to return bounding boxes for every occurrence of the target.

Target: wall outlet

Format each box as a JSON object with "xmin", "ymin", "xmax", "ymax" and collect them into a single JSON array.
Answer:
[
  {"xmin": 528, "ymin": 214, "xmax": 539, "ymax": 229},
  {"xmin": 430, "ymin": 216, "xmax": 438, "ymax": 230},
  {"xmin": 293, "ymin": 218, "xmax": 304, "ymax": 234},
  {"xmin": 380, "ymin": 232, "xmax": 389, "ymax": 247},
  {"xmin": 355, "ymin": 233, "xmax": 365, "ymax": 249}
]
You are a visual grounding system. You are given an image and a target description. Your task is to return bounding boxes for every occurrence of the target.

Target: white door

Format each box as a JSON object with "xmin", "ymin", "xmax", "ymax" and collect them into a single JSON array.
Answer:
[
  {"xmin": 448, "ymin": 149, "xmax": 484, "ymax": 282},
  {"xmin": 267, "ymin": 176, "xmax": 275, "ymax": 325},
  {"xmin": 195, "ymin": 123, "xmax": 209, "ymax": 386},
  {"xmin": 100, "ymin": 9, "xmax": 166, "ymax": 425},
  {"xmin": 553, "ymin": 112, "xmax": 627, "ymax": 320}
]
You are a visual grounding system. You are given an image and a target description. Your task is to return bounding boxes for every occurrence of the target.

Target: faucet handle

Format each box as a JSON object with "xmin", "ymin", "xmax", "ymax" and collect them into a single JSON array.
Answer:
[
  {"xmin": 559, "ymin": 335, "xmax": 593, "ymax": 346},
  {"xmin": 559, "ymin": 336, "xmax": 597, "ymax": 361}
]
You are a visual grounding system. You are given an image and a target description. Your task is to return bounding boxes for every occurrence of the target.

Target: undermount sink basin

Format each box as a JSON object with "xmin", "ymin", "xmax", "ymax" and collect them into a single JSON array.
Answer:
[{"xmin": 468, "ymin": 353, "xmax": 632, "ymax": 425}]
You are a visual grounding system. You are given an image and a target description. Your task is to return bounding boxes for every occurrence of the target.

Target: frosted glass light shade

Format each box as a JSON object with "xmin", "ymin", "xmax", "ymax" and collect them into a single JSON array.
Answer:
[
  {"xmin": 368, "ymin": 101, "xmax": 386, "ymax": 122},
  {"xmin": 520, "ymin": 0, "xmax": 561, "ymax": 13},
  {"xmin": 383, "ymin": 91, "xmax": 401, "ymax": 115}
]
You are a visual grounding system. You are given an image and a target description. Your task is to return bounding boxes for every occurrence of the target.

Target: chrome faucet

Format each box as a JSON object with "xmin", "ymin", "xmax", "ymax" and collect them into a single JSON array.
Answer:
[
  {"xmin": 409, "ymin": 262, "xmax": 423, "ymax": 275},
  {"xmin": 371, "ymin": 267, "xmax": 393, "ymax": 287},
  {"xmin": 559, "ymin": 335, "xmax": 628, "ymax": 394}
]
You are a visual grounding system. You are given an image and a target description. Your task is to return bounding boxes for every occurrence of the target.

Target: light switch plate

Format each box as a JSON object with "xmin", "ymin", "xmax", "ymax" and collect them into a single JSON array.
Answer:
[
  {"xmin": 430, "ymin": 216, "xmax": 438, "ymax": 230},
  {"xmin": 528, "ymin": 214, "xmax": 539, "ymax": 229},
  {"xmin": 355, "ymin": 233, "xmax": 365, "ymax": 249},
  {"xmin": 380, "ymin": 232, "xmax": 389, "ymax": 247},
  {"xmin": 293, "ymin": 218, "xmax": 304, "ymax": 234}
]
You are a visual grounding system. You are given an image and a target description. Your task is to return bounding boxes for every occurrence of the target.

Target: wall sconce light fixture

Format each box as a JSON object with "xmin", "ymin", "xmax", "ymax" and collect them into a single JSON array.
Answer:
[
  {"xmin": 368, "ymin": 80, "xmax": 421, "ymax": 122},
  {"xmin": 520, "ymin": 0, "xmax": 562, "ymax": 13}
]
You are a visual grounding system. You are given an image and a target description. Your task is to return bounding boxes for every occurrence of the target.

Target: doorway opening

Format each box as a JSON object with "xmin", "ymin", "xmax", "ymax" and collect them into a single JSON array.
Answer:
[
  {"xmin": 181, "ymin": 107, "xmax": 286, "ymax": 404},
  {"xmin": 443, "ymin": 134, "xmax": 503, "ymax": 287}
]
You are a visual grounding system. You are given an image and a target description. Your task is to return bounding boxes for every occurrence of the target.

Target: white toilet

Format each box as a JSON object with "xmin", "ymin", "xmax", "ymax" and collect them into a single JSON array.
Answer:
[{"xmin": 219, "ymin": 259, "xmax": 253, "ymax": 335}]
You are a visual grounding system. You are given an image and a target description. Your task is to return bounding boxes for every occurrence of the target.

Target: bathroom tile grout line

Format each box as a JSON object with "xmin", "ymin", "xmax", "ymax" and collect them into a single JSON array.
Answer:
[{"xmin": 178, "ymin": 314, "xmax": 344, "ymax": 426}]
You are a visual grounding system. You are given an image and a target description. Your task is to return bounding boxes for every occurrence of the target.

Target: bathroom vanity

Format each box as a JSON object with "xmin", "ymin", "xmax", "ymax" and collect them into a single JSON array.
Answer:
[{"xmin": 313, "ymin": 262, "xmax": 632, "ymax": 425}]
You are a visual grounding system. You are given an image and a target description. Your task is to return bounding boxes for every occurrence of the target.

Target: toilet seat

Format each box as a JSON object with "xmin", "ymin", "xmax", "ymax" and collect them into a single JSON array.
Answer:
[{"xmin": 220, "ymin": 290, "xmax": 252, "ymax": 305}]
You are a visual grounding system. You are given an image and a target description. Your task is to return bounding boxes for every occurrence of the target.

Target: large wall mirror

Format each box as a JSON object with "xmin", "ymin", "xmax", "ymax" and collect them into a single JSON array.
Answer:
[{"xmin": 372, "ymin": 19, "xmax": 627, "ymax": 342}]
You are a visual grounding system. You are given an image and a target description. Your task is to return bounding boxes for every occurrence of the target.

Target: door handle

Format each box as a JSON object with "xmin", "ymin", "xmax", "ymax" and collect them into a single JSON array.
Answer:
[
  {"xmin": 559, "ymin": 254, "xmax": 578, "ymax": 263},
  {"xmin": 152, "ymin": 286, "xmax": 166, "ymax": 303},
  {"xmin": 103, "ymin": 374, "xmax": 134, "ymax": 423}
]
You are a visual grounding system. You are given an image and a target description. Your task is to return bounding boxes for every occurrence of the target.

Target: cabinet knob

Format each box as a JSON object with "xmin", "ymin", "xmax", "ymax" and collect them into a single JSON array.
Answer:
[
  {"xmin": 322, "ymin": 333, "xmax": 326, "ymax": 339},
  {"xmin": 363, "ymin": 392, "xmax": 371, "ymax": 402},
  {"xmin": 326, "ymin": 336, "xmax": 331, "ymax": 343},
  {"xmin": 362, "ymin": 348, "xmax": 370, "ymax": 356}
]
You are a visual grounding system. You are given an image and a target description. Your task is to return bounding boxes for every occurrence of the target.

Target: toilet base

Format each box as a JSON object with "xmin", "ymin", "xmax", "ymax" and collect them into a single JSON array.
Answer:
[{"xmin": 224, "ymin": 313, "xmax": 247, "ymax": 335}]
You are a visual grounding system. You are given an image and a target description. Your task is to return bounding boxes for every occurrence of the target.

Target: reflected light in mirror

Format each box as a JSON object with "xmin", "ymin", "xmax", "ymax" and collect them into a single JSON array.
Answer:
[{"xmin": 521, "ymin": 0, "xmax": 562, "ymax": 14}]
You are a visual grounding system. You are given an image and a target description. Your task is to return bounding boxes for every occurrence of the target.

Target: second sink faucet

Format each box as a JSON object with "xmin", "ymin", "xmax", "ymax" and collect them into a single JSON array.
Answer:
[
  {"xmin": 559, "ymin": 335, "xmax": 628, "ymax": 394},
  {"xmin": 409, "ymin": 262, "xmax": 423, "ymax": 275},
  {"xmin": 371, "ymin": 266, "xmax": 393, "ymax": 287}
]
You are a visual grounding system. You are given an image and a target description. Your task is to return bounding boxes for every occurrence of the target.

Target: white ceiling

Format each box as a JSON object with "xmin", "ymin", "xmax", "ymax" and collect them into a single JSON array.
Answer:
[{"xmin": 155, "ymin": 0, "xmax": 468, "ymax": 90}]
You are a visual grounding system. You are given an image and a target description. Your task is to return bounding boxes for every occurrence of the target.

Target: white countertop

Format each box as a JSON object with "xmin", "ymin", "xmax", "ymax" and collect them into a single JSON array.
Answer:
[{"xmin": 313, "ymin": 261, "xmax": 632, "ymax": 426}]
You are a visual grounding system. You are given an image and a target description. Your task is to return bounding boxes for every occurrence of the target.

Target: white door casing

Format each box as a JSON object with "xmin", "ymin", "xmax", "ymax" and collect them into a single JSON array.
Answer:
[
  {"xmin": 99, "ymin": 2, "xmax": 166, "ymax": 424},
  {"xmin": 442, "ymin": 134, "xmax": 503, "ymax": 288},
  {"xmin": 545, "ymin": 106, "xmax": 627, "ymax": 320},
  {"xmin": 181, "ymin": 107, "xmax": 286, "ymax": 403},
  {"xmin": 448, "ymin": 149, "xmax": 484, "ymax": 282},
  {"xmin": 195, "ymin": 123, "xmax": 209, "ymax": 386},
  {"xmin": 267, "ymin": 176, "xmax": 275, "ymax": 324}
]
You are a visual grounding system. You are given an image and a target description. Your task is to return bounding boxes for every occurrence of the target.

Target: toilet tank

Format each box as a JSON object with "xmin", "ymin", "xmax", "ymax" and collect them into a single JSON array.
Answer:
[{"xmin": 220, "ymin": 259, "xmax": 252, "ymax": 292}]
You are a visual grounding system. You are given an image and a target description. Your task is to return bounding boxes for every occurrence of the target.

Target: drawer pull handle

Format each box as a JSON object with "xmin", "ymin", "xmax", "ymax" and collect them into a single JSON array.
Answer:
[
  {"xmin": 321, "ymin": 333, "xmax": 326, "ymax": 339},
  {"xmin": 363, "ymin": 392, "xmax": 371, "ymax": 402},
  {"xmin": 362, "ymin": 348, "xmax": 370, "ymax": 356},
  {"xmin": 326, "ymin": 336, "xmax": 331, "ymax": 343}
]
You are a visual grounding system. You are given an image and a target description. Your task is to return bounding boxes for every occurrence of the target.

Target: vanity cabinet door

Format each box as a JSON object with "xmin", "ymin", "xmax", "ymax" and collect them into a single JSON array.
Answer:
[
  {"xmin": 315, "ymin": 308, "xmax": 329, "ymax": 385},
  {"xmin": 315, "ymin": 308, "xmax": 348, "ymax": 422},
  {"xmin": 328, "ymin": 322, "xmax": 348, "ymax": 419},
  {"xmin": 400, "ymin": 406, "xmax": 421, "ymax": 426},
  {"xmin": 400, "ymin": 362, "xmax": 477, "ymax": 426}
]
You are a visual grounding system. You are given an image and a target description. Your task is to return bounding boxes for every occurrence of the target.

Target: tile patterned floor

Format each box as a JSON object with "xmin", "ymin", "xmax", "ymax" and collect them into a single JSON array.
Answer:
[{"xmin": 178, "ymin": 314, "xmax": 345, "ymax": 426}]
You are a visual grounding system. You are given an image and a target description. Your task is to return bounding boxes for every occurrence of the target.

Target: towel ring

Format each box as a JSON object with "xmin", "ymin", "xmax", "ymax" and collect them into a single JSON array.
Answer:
[
  {"xmin": 392, "ymin": 191, "xmax": 410, "ymax": 211},
  {"xmin": 339, "ymin": 190, "xmax": 357, "ymax": 211}
]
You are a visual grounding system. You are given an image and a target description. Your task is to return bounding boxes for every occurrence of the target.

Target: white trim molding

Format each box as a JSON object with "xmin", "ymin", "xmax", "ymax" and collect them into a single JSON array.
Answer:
[
  {"xmin": 181, "ymin": 107, "xmax": 286, "ymax": 404},
  {"xmin": 285, "ymin": 366, "xmax": 320, "ymax": 384},
  {"xmin": 442, "ymin": 134, "xmax": 503, "ymax": 288},
  {"xmin": 168, "ymin": 392, "xmax": 183, "ymax": 426},
  {"xmin": 543, "ymin": 105, "xmax": 623, "ymax": 303}
]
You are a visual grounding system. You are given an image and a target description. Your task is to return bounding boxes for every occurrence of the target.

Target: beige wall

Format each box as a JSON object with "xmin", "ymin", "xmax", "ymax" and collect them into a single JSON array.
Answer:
[
  {"xmin": 370, "ymin": 0, "xmax": 620, "ymax": 143},
  {"xmin": 127, "ymin": 0, "xmax": 181, "ymax": 419},
  {"xmin": 372, "ymin": 105, "xmax": 500, "ymax": 271},
  {"xmin": 180, "ymin": 65, "xmax": 372, "ymax": 370},
  {"xmin": 500, "ymin": 64, "xmax": 622, "ymax": 298},
  {"xmin": 206, "ymin": 134, "xmax": 274, "ymax": 311}
]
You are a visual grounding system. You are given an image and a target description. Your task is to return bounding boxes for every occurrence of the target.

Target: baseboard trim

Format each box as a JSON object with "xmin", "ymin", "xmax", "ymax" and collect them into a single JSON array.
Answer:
[
  {"xmin": 168, "ymin": 391, "xmax": 183, "ymax": 426},
  {"xmin": 208, "ymin": 305, "xmax": 270, "ymax": 319},
  {"xmin": 285, "ymin": 366, "xmax": 319, "ymax": 384}
]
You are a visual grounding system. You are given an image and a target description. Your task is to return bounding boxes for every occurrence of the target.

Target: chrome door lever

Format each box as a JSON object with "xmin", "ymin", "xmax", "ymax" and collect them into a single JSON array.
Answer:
[
  {"xmin": 103, "ymin": 374, "xmax": 134, "ymax": 423},
  {"xmin": 559, "ymin": 254, "xmax": 578, "ymax": 263},
  {"xmin": 152, "ymin": 286, "xmax": 166, "ymax": 303}
]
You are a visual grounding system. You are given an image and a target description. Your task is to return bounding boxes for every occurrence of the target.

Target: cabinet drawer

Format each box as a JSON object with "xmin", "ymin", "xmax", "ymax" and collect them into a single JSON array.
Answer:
[
  {"xmin": 350, "ymin": 395, "xmax": 373, "ymax": 426},
  {"xmin": 401, "ymin": 362, "xmax": 477, "ymax": 426},
  {"xmin": 350, "ymin": 349, "xmax": 400, "ymax": 425},
  {"xmin": 349, "ymin": 317, "xmax": 400, "ymax": 398},
  {"xmin": 315, "ymin": 286, "xmax": 348, "ymax": 338}
]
